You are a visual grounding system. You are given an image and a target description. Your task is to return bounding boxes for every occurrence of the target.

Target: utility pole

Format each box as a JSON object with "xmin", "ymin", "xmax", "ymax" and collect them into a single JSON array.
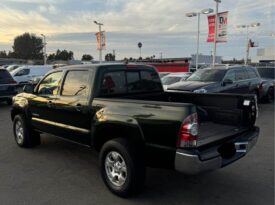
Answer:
[
  {"xmin": 94, "ymin": 21, "xmax": 104, "ymax": 63},
  {"xmin": 213, "ymin": 0, "xmax": 221, "ymax": 67},
  {"xmin": 237, "ymin": 23, "xmax": 260, "ymax": 65}
]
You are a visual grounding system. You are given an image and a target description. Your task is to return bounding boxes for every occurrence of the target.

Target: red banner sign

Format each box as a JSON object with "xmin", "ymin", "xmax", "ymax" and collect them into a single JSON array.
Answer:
[{"xmin": 207, "ymin": 11, "xmax": 228, "ymax": 43}]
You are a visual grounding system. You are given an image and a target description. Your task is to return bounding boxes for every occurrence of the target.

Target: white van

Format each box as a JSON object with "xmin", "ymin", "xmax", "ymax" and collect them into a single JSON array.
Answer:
[{"xmin": 11, "ymin": 65, "xmax": 53, "ymax": 84}]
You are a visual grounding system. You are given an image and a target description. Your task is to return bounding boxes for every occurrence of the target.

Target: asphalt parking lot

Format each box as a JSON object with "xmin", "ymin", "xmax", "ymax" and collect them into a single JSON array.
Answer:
[{"xmin": 0, "ymin": 103, "xmax": 274, "ymax": 205}]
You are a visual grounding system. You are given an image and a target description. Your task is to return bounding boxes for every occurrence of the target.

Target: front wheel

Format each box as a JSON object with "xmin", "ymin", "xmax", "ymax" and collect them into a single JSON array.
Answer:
[
  {"xmin": 13, "ymin": 115, "xmax": 40, "ymax": 148},
  {"xmin": 264, "ymin": 88, "xmax": 274, "ymax": 103},
  {"xmin": 99, "ymin": 138, "xmax": 145, "ymax": 197}
]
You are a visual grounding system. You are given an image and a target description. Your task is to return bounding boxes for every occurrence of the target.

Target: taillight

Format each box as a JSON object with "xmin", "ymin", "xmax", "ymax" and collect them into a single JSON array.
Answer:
[
  {"xmin": 259, "ymin": 82, "xmax": 264, "ymax": 90},
  {"xmin": 8, "ymin": 80, "xmax": 17, "ymax": 84},
  {"xmin": 177, "ymin": 113, "xmax": 199, "ymax": 148}
]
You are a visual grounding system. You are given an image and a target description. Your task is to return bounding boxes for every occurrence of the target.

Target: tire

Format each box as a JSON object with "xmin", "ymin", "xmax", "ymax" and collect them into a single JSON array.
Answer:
[
  {"xmin": 13, "ymin": 115, "xmax": 41, "ymax": 148},
  {"xmin": 6, "ymin": 98, "xmax": 12, "ymax": 105},
  {"xmin": 263, "ymin": 88, "xmax": 274, "ymax": 103},
  {"xmin": 99, "ymin": 138, "xmax": 146, "ymax": 197}
]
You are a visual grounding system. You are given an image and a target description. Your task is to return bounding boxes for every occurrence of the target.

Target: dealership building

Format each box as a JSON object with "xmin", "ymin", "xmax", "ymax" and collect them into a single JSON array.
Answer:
[{"xmin": 252, "ymin": 47, "xmax": 275, "ymax": 63}]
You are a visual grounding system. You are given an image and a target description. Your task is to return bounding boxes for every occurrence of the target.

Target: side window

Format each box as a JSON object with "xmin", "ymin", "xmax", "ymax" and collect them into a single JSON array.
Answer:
[
  {"xmin": 15, "ymin": 69, "xmax": 30, "ymax": 76},
  {"xmin": 235, "ymin": 70, "xmax": 246, "ymax": 81},
  {"xmin": 127, "ymin": 72, "xmax": 141, "ymax": 92},
  {"xmin": 61, "ymin": 71, "xmax": 90, "ymax": 96},
  {"xmin": 247, "ymin": 68, "xmax": 258, "ymax": 79},
  {"xmin": 224, "ymin": 70, "xmax": 236, "ymax": 82},
  {"xmin": 37, "ymin": 72, "xmax": 63, "ymax": 95},
  {"xmin": 100, "ymin": 71, "xmax": 126, "ymax": 95},
  {"xmin": 140, "ymin": 71, "xmax": 162, "ymax": 91}
]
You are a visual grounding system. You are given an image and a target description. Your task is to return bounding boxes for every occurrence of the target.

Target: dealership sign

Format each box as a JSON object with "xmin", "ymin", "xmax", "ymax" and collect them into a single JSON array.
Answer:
[
  {"xmin": 96, "ymin": 31, "xmax": 106, "ymax": 50},
  {"xmin": 207, "ymin": 11, "xmax": 228, "ymax": 43}
]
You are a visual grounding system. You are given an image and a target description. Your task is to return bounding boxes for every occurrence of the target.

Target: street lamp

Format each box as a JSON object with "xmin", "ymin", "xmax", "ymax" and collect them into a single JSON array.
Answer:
[
  {"xmin": 186, "ymin": 8, "xmax": 213, "ymax": 71},
  {"xmin": 237, "ymin": 22, "xmax": 260, "ymax": 65},
  {"xmin": 41, "ymin": 34, "xmax": 47, "ymax": 65},
  {"xmin": 213, "ymin": 0, "xmax": 221, "ymax": 67},
  {"xmin": 94, "ymin": 21, "xmax": 104, "ymax": 63}
]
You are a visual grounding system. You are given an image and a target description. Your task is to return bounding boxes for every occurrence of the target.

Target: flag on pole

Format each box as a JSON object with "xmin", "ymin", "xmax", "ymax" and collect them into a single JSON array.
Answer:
[{"xmin": 207, "ymin": 11, "xmax": 228, "ymax": 43}]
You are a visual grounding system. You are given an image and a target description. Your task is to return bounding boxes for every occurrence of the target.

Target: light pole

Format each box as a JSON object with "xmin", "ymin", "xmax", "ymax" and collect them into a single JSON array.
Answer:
[
  {"xmin": 213, "ymin": 0, "xmax": 221, "ymax": 67},
  {"xmin": 94, "ymin": 20, "xmax": 104, "ymax": 63},
  {"xmin": 237, "ymin": 22, "xmax": 260, "ymax": 65},
  {"xmin": 41, "ymin": 34, "xmax": 47, "ymax": 65},
  {"xmin": 186, "ymin": 8, "xmax": 213, "ymax": 71}
]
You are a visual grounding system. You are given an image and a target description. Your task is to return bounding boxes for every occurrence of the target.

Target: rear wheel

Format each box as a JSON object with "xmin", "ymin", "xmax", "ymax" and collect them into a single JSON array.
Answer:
[
  {"xmin": 99, "ymin": 138, "xmax": 145, "ymax": 197},
  {"xmin": 13, "ymin": 115, "xmax": 40, "ymax": 148}
]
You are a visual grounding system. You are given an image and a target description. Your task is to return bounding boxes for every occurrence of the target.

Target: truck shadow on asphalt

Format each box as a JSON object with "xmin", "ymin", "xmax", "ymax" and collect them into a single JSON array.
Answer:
[{"xmin": 33, "ymin": 134, "xmax": 243, "ymax": 204}]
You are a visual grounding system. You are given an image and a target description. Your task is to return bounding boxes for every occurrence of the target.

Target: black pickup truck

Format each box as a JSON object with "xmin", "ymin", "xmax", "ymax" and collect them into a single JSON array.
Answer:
[{"xmin": 11, "ymin": 64, "xmax": 259, "ymax": 197}]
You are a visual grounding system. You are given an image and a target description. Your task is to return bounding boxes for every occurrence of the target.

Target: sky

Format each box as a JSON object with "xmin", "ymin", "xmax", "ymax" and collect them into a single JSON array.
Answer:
[{"xmin": 0, "ymin": 0, "xmax": 274, "ymax": 60}]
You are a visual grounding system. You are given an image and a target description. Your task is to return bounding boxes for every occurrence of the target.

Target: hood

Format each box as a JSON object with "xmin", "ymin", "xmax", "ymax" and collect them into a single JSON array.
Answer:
[{"xmin": 167, "ymin": 81, "xmax": 218, "ymax": 91}]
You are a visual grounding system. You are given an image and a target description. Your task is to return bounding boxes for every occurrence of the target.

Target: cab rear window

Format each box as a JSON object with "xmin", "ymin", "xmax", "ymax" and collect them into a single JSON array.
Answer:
[{"xmin": 99, "ymin": 70, "xmax": 162, "ymax": 95}]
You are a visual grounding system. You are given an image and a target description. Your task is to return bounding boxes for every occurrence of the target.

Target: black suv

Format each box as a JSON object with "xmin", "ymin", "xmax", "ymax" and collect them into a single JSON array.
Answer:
[
  {"xmin": 0, "ymin": 69, "xmax": 17, "ymax": 105},
  {"xmin": 168, "ymin": 65, "xmax": 262, "ymax": 98}
]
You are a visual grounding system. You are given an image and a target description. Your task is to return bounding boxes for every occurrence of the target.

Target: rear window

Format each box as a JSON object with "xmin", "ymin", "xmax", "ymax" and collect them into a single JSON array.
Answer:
[
  {"xmin": 99, "ymin": 69, "xmax": 162, "ymax": 95},
  {"xmin": 235, "ymin": 69, "xmax": 247, "ymax": 81},
  {"xmin": 162, "ymin": 76, "xmax": 182, "ymax": 85},
  {"xmin": 0, "ymin": 70, "xmax": 12, "ymax": 79},
  {"xmin": 100, "ymin": 71, "xmax": 127, "ymax": 95},
  {"xmin": 246, "ymin": 68, "xmax": 258, "ymax": 79},
  {"xmin": 61, "ymin": 70, "xmax": 90, "ymax": 96}
]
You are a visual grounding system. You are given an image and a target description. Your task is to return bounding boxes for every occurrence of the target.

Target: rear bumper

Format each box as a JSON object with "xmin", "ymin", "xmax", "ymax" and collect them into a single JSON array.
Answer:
[{"xmin": 175, "ymin": 127, "xmax": 259, "ymax": 175}]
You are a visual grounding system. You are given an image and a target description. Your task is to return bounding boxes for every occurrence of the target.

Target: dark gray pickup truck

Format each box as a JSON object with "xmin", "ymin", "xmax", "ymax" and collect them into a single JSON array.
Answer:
[{"xmin": 11, "ymin": 63, "xmax": 259, "ymax": 197}]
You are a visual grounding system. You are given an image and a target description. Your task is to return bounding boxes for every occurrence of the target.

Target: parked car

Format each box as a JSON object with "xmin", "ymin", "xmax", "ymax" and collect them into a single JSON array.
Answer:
[
  {"xmin": 12, "ymin": 64, "xmax": 259, "ymax": 197},
  {"xmin": 0, "ymin": 69, "xmax": 17, "ymax": 104},
  {"xmin": 10, "ymin": 65, "xmax": 53, "ymax": 84},
  {"xmin": 159, "ymin": 72, "xmax": 170, "ymax": 78},
  {"xmin": 256, "ymin": 66, "xmax": 274, "ymax": 103},
  {"xmin": 168, "ymin": 65, "xmax": 262, "ymax": 100},
  {"xmin": 6, "ymin": 65, "xmax": 22, "ymax": 72},
  {"xmin": 162, "ymin": 72, "xmax": 192, "ymax": 90}
]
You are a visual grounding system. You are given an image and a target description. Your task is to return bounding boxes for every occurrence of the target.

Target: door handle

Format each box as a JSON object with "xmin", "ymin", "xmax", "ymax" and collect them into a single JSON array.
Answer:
[
  {"xmin": 47, "ymin": 100, "xmax": 54, "ymax": 108},
  {"xmin": 76, "ymin": 104, "xmax": 82, "ymax": 112}
]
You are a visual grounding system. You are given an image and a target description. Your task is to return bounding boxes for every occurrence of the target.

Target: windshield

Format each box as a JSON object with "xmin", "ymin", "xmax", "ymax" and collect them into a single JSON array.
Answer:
[
  {"xmin": 257, "ymin": 67, "xmax": 274, "ymax": 79},
  {"xmin": 187, "ymin": 69, "xmax": 226, "ymax": 82},
  {"xmin": 162, "ymin": 76, "xmax": 182, "ymax": 85}
]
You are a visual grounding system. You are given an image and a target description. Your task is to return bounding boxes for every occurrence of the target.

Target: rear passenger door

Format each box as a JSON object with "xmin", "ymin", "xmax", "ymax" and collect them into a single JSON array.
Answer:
[
  {"xmin": 53, "ymin": 69, "xmax": 93, "ymax": 144},
  {"xmin": 234, "ymin": 69, "xmax": 250, "ymax": 93}
]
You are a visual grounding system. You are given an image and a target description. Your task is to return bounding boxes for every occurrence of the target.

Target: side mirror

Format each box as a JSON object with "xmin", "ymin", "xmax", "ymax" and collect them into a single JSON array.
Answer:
[
  {"xmin": 222, "ymin": 79, "xmax": 233, "ymax": 86},
  {"xmin": 22, "ymin": 84, "xmax": 34, "ymax": 93}
]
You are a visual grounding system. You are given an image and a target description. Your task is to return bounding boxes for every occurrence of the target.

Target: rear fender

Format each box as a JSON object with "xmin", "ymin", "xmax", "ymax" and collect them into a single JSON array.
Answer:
[{"xmin": 91, "ymin": 112, "xmax": 144, "ymax": 151}]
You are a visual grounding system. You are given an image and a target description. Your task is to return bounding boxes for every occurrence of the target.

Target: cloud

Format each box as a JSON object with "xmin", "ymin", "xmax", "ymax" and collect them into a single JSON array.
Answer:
[{"xmin": 0, "ymin": 0, "xmax": 274, "ymax": 60}]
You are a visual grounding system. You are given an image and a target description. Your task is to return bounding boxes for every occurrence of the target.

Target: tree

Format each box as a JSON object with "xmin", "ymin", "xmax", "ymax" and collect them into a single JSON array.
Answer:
[
  {"xmin": 105, "ymin": 53, "xmax": 115, "ymax": 61},
  {"xmin": 47, "ymin": 49, "xmax": 74, "ymax": 61},
  {"xmin": 12, "ymin": 32, "xmax": 43, "ymax": 60},
  {"xmin": 0, "ymin": 51, "xmax": 7, "ymax": 58},
  {"xmin": 81, "ymin": 54, "xmax": 93, "ymax": 61}
]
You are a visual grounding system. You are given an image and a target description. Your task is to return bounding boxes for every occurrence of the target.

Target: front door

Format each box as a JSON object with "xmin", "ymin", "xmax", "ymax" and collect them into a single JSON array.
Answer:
[
  {"xmin": 29, "ymin": 71, "xmax": 64, "ymax": 134},
  {"xmin": 53, "ymin": 69, "xmax": 93, "ymax": 145}
]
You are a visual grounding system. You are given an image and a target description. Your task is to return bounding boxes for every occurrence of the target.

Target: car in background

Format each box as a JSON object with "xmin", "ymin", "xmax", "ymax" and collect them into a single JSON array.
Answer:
[
  {"xmin": 162, "ymin": 72, "xmax": 192, "ymax": 90},
  {"xmin": 0, "ymin": 69, "xmax": 17, "ymax": 105},
  {"xmin": 256, "ymin": 66, "xmax": 274, "ymax": 103},
  {"xmin": 159, "ymin": 72, "xmax": 170, "ymax": 78},
  {"xmin": 168, "ymin": 65, "xmax": 262, "ymax": 100},
  {"xmin": 10, "ymin": 65, "xmax": 53, "ymax": 85},
  {"xmin": 6, "ymin": 65, "xmax": 22, "ymax": 73}
]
